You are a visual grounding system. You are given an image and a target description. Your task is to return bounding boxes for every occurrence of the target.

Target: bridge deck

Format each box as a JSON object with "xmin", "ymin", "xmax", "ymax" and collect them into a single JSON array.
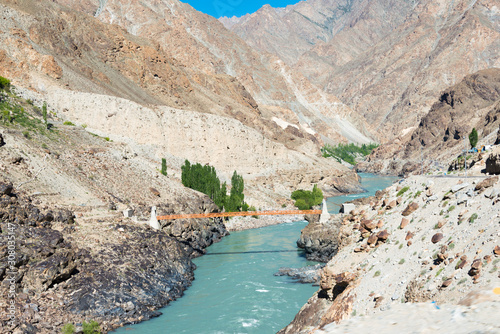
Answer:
[{"xmin": 157, "ymin": 209, "xmax": 322, "ymax": 220}]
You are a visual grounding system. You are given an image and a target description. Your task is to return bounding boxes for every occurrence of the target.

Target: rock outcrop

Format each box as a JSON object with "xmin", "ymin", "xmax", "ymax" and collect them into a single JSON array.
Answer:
[
  {"xmin": 0, "ymin": 183, "xmax": 227, "ymax": 333},
  {"xmin": 297, "ymin": 217, "xmax": 341, "ymax": 263}
]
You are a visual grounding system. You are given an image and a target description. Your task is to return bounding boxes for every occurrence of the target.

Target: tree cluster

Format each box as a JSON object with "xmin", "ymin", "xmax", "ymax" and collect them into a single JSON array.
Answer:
[
  {"xmin": 291, "ymin": 184, "xmax": 323, "ymax": 210},
  {"xmin": 321, "ymin": 142, "xmax": 378, "ymax": 165},
  {"xmin": 181, "ymin": 160, "xmax": 247, "ymax": 212}
]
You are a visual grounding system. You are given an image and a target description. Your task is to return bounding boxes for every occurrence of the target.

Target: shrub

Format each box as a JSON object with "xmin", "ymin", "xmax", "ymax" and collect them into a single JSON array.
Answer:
[
  {"xmin": 62, "ymin": 323, "xmax": 75, "ymax": 334},
  {"xmin": 291, "ymin": 184, "xmax": 323, "ymax": 210},
  {"xmin": 0, "ymin": 76, "xmax": 11, "ymax": 92},
  {"xmin": 82, "ymin": 320, "xmax": 101, "ymax": 334},
  {"xmin": 63, "ymin": 121, "xmax": 75, "ymax": 126},
  {"xmin": 161, "ymin": 158, "xmax": 167, "ymax": 176},
  {"xmin": 468, "ymin": 213, "xmax": 478, "ymax": 223},
  {"xmin": 448, "ymin": 205, "xmax": 455, "ymax": 212},
  {"xmin": 399, "ymin": 259, "xmax": 405, "ymax": 265},
  {"xmin": 373, "ymin": 270, "xmax": 381, "ymax": 277},
  {"xmin": 42, "ymin": 102, "xmax": 48, "ymax": 125}
]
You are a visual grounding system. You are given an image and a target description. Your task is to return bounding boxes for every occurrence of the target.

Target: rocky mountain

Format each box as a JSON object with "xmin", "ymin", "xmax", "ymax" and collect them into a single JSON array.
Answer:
[
  {"xmin": 223, "ymin": 0, "xmax": 500, "ymax": 142},
  {"xmin": 0, "ymin": 0, "xmax": 374, "ymax": 202},
  {"xmin": 358, "ymin": 68, "xmax": 500, "ymax": 175},
  {"xmin": 0, "ymin": 0, "xmax": 371, "ymax": 151}
]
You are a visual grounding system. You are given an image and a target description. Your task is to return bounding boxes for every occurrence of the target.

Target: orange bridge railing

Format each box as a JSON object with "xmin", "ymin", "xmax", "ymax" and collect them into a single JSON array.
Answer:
[{"xmin": 157, "ymin": 209, "xmax": 322, "ymax": 221}]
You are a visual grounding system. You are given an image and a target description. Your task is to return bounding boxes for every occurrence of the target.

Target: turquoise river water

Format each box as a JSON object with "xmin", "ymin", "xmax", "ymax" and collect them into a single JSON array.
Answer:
[{"xmin": 115, "ymin": 173, "xmax": 397, "ymax": 334}]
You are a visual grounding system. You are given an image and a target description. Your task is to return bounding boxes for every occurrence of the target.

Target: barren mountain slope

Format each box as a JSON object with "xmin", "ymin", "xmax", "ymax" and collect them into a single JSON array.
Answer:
[
  {"xmin": 65, "ymin": 0, "xmax": 371, "ymax": 145},
  {"xmin": 224, "ymin": 0, "xmax": 500, "ymax": 142},
  {"xmin": 358, "ymin": 68, "xmax": 500, "ymax": 175},
  {"xmin": 221, "ymin": 0, "xmax": 412, "ymax": 70},
  {"xmin": 0, "ymin": 0, "xmax": 368, "ymax": 203}
]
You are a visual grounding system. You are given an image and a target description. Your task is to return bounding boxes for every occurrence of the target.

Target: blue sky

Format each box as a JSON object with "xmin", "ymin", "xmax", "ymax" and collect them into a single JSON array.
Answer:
[{"xmin": 183, "ymin": 0, "xmax": 300, "ymax": 18}]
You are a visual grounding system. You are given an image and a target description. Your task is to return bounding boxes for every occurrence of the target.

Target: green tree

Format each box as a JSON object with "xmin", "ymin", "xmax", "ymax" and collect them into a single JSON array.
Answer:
[
  {"xmin": 161, "ymin": 158, "xmax": 167, "ymax": 176},
  {"xmin": 469, "ymin": 128, "xmax": 478, "ymax": 148},
  {"xmin": 226, "ymin": 171, "xmax": 245, "ymax": 212}
]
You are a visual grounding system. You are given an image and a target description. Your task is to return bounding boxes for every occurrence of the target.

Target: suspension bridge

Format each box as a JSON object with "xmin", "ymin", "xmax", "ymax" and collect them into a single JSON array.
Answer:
[{"xmin": 148, "ymin": 200, "xmax": 331, "ymax": 229}]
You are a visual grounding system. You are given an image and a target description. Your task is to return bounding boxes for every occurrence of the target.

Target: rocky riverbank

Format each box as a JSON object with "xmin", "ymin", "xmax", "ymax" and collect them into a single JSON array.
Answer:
[
  {"xmin": 281, "ymin": 174, "xmax": 500, "ymax": 333},
  {"xmin": 0, "ymin": 183, "xmax": 227, "ymax": 333}
]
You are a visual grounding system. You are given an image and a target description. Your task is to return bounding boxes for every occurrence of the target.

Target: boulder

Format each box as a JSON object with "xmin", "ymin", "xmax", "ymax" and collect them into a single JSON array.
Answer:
[
  {"xmin": 0, "ymin": 182, "xmax": 13, "ymax": 195},
  {"xmin": 485, "ymin": 153, "xmax": 500, "ymax": 174},
  {"xmin": 405, "ymin": 231, "xmax": 414, "ymax": 241},
  {"xmin": 367, "ymin": 233, "xmax": 378, "ymax": 246},
  {"xmin": 376, "ymin": 230, "xmax": 389, "ymax": 242},
  {"xmin": 494, "ymin": 245, "xmax": 500, "ymax": 256},
  {"xmin": 320, "ymin": 269, "xmax": 356, "ymax": 292},
  {"xmin": 451, "ymin": 183, "xmax": 470, "ymax": 193},
  {"xmin": 475, "ymin": 176, "xmax": 498, "ymax": 192},
  {"xmin": 431, "ymin": 233, "xmax": 443, "ymax": 244},
  {"xmin": 149, "ymin": 187, "xmax": 161, "ymax": 197},
  {"xmin": 386, "ymin": 200, "xmax": 397, "ymax": 209},
  {"xmin": 441, "ymin": 279, "xmax": 452, "ymax": 288},
  {"xmin": 402, "ymin": 202, "xmax": 419, "ymax": 216},
  {"xmin": 400, "ymin": 217, "xmax": 410, "ymax": 229},
  {"xmin": 361, "ymin": 219, "xmax": 377, "ymax": 231},
  {"xmin": 468, "ymin": 259, "xmax": 482, "ymax": 276},
  {"xmin": 0, "ymin": 133, "xmax": 5, "ymax": 147}
]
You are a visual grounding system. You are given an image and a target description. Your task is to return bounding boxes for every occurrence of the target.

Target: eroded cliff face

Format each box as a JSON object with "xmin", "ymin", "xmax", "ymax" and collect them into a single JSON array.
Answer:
[
  {"xmin": 224, "ymin": 0, "xmax": 500, "ymax": 142},
  {"xmin": 358, "ymin": 68, "xmax": 500, "ymax": 175}
]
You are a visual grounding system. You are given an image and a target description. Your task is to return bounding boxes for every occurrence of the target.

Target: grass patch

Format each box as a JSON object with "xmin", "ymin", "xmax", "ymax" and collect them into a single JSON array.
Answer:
[
  {"xmin": 63, "ymin": 121, "xmax": 75, "ymax": 126},
  {"xmin": 414, "ymin": 190, "xmax": 422, "ymax": 198},
  {"xmin": 399, "ymin": 244, "xmax": 403, "ymax": 249},
  {"xmin": 397, "ymin": 186, "xmax": 410, "ymax": 197},
  {"xmin": 435, "ymin": 268, "xmax": 444, "ymax": 277},
  {"xmin": 448, "ymin": 243, "xmax": 455, "ymax": 250},
  {"xmin": 468, "ymin": 213, "xmax": 478, "ymax": 223},
  {"xmin": 373, "ymin": 270, "xmax": 381, "ymax": 277},
  {"xmin": 448, "ymin": 205, "xmax": 455, "ymax": 212},
  {"xmin": 399, "ymin": 259, "xmax": 405, "ymax": 265},
  {"xmin": 458, "ymin": 278, "xmax": 467, "ymax": 285}
]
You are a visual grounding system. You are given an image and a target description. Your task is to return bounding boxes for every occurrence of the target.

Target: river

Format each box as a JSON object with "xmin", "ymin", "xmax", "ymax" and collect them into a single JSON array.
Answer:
[{"xmin": 115, "ymin": 173, "xmax": 397, "ymax": 333}]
